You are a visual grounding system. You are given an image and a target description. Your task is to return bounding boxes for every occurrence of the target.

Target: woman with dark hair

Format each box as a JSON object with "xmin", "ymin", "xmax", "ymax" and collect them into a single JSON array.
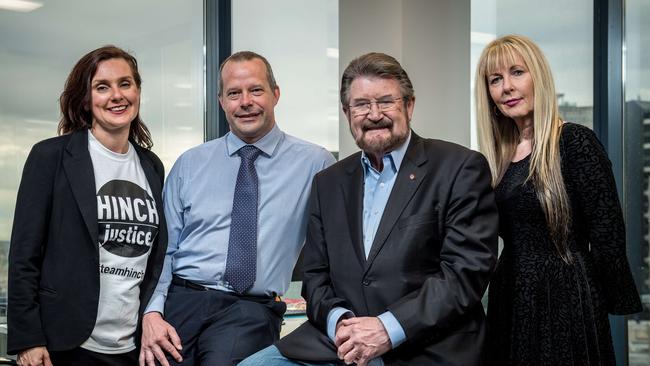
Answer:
[
  {"xmin": 8, "ymin": 45, "xmax": 167, "ymax": 365},
  {"xmin": 475, "ymin": 34, "xmax": 641, "ymax": 365}
]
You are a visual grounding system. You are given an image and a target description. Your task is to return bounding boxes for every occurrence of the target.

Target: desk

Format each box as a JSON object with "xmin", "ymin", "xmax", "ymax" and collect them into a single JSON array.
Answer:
[{"xmin": 280, "ymin": 315, "xmax": 307, "ymax": 338}]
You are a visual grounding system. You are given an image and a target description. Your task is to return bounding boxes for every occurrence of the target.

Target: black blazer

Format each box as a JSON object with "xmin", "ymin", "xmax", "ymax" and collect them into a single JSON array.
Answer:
[
  {"xmin": 276, "ymin": 133, "xmax": 499, "ymax": 365},
  {"xmin": 7, "ymin": 129, "xmax": 167, "ymax": 355}
]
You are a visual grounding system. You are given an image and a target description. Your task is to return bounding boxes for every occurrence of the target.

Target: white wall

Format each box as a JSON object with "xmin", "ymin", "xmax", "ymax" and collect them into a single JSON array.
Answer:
[{"xmin": 339, "ymin": 0, "xmax": 471, "ymax": 158}]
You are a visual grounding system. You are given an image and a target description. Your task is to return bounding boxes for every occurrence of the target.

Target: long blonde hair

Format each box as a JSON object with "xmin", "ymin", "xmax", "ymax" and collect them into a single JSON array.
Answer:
[{"xmin": 475, "ymin": 34, "xmax": 572, "ymax": 262}]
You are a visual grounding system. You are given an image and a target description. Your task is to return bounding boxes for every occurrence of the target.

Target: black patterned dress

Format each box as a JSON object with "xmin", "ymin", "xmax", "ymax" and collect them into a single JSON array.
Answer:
[{"xmin": 486, "ymin": 123, "xmax": 642, "ymax": 366}]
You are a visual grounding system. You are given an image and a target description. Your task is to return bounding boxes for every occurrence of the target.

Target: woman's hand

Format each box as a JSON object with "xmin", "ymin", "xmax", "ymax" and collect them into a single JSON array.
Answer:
[{"xmin": 17, "ymin": 346, "xmax": 52, "ymax": 366}]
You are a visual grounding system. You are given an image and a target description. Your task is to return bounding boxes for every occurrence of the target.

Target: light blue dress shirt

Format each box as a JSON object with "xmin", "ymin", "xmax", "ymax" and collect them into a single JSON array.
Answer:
[
  {"xmin": 326, "ymin": 133, "xmax": 411, "ymax": 364},
  {"xmin": 146, "ymin": 125, "xmax": 335, "ymax": 314}
]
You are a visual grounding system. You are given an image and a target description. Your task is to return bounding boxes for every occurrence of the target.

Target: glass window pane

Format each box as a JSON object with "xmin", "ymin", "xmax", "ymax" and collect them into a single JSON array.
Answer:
[
  {"xmin": 232, "ymin": 0, "xmax": 339, "ymax": 155},
  {"xmin": 0, "ymin": 0, "xmax": 205, "ymax": 352},
  {"xmin": 625, "ymin": 1, "xmax": 650, "ymax": 364},
  {"xmin": 470, "ymin": 0, "xmax": 593, "ymax": 148}
]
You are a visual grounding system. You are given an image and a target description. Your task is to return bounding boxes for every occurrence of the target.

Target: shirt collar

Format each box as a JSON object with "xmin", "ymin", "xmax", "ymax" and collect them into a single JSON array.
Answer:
[
  {"xmin": 360, "ymin": 130, "xmax": 412, "ymax": 174},
  {"xmin": 226, "ymin": 124, "xmax": 283, "ymax": 157}
]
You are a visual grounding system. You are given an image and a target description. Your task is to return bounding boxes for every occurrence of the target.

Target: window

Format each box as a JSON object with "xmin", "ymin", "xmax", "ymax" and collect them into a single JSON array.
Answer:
[
  {"xmin": 624, "ymin": 1, "xmax": 650, "ymax": 364},
  {"xmin": 232, "ymin": 0, "xmax": 339, "ymax": 155},
  {"xmin": 470, "ymin": 0, "xmax": 593, "ymax": 148}
]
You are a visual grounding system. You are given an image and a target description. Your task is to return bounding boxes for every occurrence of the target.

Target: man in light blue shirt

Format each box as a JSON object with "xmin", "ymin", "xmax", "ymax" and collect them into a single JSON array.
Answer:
[
  {"xmin": 139, "ymin": 51, "xmax": 335, "ymax": 366},
  {"xmin": 241, "ymin": 53, "xmax": 497, "ymax": 366}
]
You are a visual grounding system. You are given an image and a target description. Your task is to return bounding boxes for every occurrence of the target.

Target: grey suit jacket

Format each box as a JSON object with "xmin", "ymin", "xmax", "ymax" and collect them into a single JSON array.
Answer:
[{"xmin": 276, "ymin": 132, "xmax": 498, "ymax": 365}]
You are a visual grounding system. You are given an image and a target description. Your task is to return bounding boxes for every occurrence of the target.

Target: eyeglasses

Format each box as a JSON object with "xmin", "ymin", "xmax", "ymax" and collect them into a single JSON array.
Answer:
[{"xmin": 348, "ymin": 97, "xmax": 404, "ymax": 117}]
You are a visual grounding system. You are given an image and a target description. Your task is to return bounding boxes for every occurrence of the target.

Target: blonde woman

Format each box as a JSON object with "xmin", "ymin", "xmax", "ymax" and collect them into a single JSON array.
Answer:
[{"xmin": 475, "ymin": 34, "xmax": 641, "ymax": 365}]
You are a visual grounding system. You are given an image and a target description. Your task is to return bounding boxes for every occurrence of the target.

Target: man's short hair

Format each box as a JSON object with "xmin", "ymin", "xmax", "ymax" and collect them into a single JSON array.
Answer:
[
  {"xmin": 218, "ymin": 51, "xmax": 278, "ymax": 96},
  {"xmin": 340, "ymin": 52, "xmax": 415, "ymax": 109}
]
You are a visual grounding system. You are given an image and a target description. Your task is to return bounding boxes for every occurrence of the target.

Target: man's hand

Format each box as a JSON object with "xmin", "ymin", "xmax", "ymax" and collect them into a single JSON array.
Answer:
[
  {"xmin": 139, "ymin": 312, "xmax": 183, "ymax": 366},
  {"xmin": 17, "ymin": 346, "xmax": 52, "ymax": 366},
  {"xmin": 334, "ymin": 317, "xmax": 392, "ymax": 365}
]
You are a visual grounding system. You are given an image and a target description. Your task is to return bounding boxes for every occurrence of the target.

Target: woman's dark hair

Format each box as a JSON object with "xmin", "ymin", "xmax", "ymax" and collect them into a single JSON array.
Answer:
[{"xmin": 58, "ymin": 45, "xmax": 153, "ymax": 149}]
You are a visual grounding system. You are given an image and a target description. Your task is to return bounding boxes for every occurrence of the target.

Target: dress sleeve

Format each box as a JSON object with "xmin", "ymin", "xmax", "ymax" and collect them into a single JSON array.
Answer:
[{"xmin": 562, "ymin": 124, "xmax": 642, "ymax": 314}]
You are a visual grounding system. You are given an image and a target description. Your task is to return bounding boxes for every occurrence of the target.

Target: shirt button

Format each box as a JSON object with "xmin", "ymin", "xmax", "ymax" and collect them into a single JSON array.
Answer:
[{"xmin": 362, "ymin": 279, "xmax": 371, "ymax": 286}]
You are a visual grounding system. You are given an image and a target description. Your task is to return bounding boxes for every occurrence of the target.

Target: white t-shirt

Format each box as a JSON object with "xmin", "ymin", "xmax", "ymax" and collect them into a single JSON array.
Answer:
[{"xmin": 81, "ymin": 132, "xmax": 159, "ymax": 354}]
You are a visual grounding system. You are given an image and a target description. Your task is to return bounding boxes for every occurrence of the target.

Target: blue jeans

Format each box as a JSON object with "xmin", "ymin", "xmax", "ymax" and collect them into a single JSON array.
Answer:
[{"xmin": 239, "ymin": 345, "xmax": 343, "ymax": 366}]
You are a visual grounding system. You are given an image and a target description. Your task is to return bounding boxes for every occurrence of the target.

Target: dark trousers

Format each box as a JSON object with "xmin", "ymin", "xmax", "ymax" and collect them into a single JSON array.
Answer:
[
  {"xmin": 49, "ymin": 347, "xmax": 138, "ymax": 365},
  {"xmin": 163, "ymin": 282, "xmax": 286, "ymax": 366}
]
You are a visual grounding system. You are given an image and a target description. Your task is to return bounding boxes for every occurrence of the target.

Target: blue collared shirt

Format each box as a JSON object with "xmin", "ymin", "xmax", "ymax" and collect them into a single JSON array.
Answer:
[
  {"xmin": 146, "ymin": 125, "xmax": 335, "ymax": 314},
  {"xmin": 326, "ymin": 133, "xmax": 411, "ymax": 363}
]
